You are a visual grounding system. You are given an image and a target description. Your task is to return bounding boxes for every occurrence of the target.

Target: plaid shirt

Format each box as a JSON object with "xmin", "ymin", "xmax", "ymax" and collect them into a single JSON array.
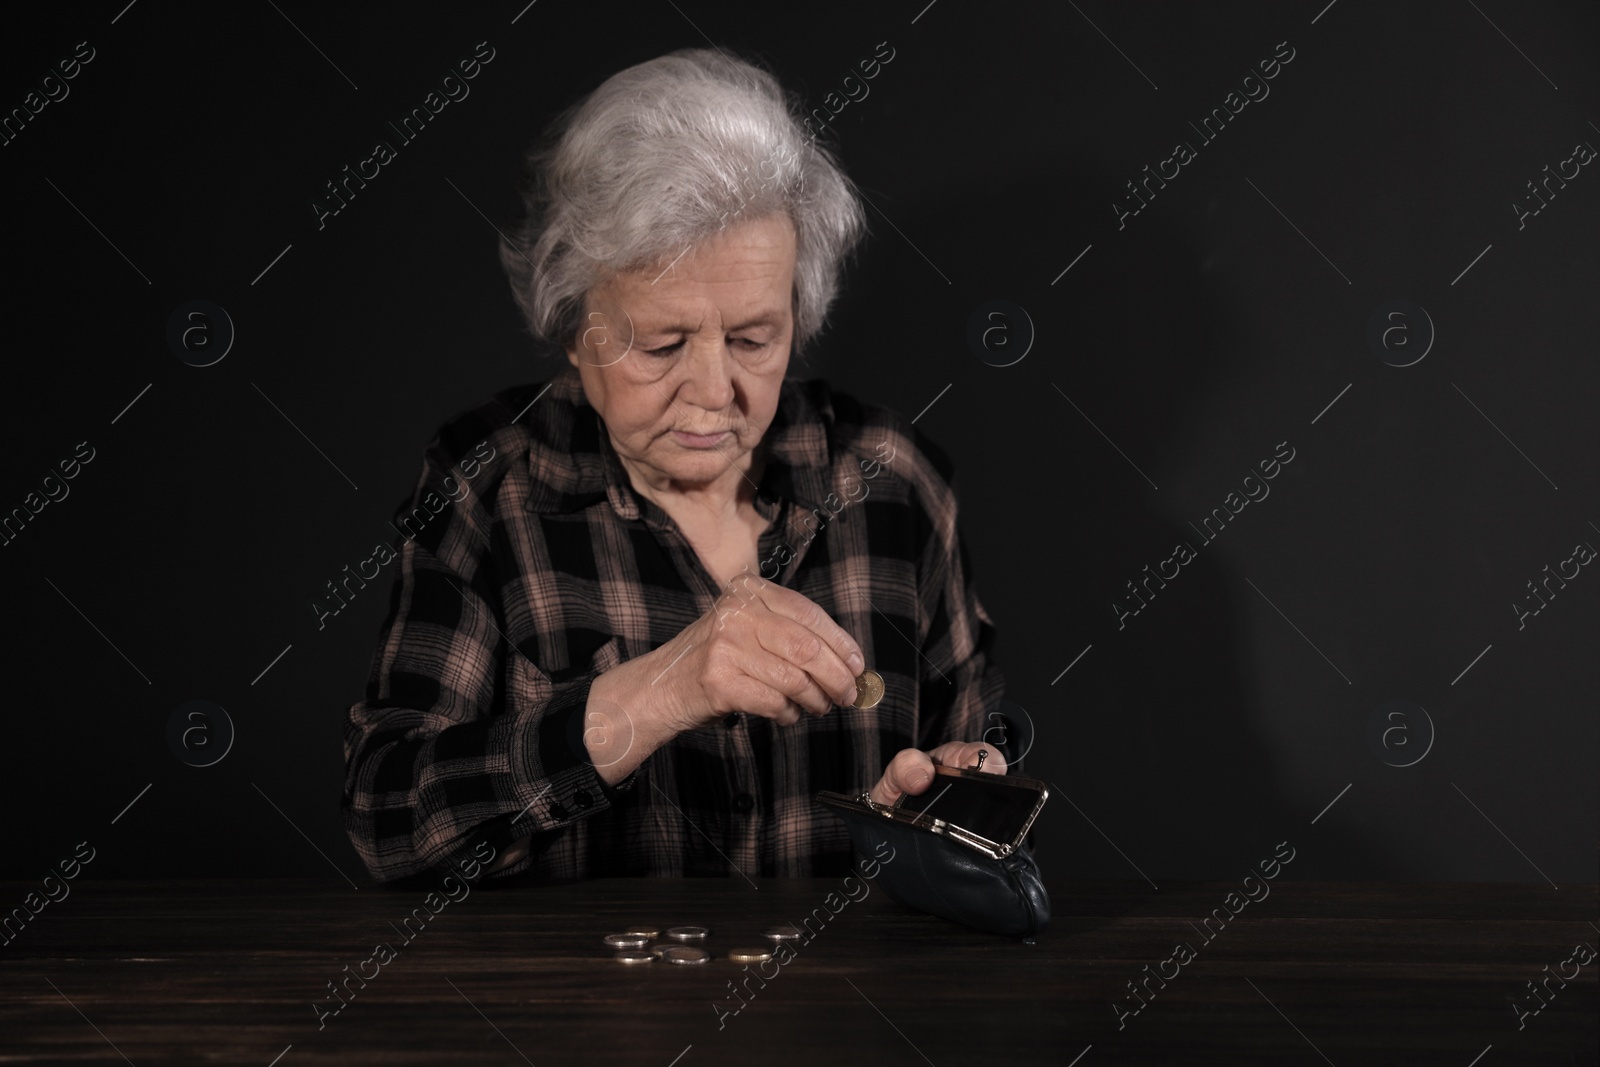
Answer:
[{"xmin": 342, "ymin": 362, "xmax": 1006, "ymax": 884}]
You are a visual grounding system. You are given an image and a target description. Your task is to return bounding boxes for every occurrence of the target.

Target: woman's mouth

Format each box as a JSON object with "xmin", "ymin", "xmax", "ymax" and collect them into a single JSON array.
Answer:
[{"xmin": 671, "ymin": 429, "xmax": 730, "ymax": 448}]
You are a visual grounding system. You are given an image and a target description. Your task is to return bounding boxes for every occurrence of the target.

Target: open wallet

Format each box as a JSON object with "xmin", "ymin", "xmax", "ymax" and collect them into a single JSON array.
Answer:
[{"xmin": 817, "ymin": 763, "xmax": 1051, "ymax": 939}]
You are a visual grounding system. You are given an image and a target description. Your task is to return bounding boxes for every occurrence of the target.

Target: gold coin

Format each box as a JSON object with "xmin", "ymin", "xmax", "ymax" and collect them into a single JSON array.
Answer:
[
  {"xmin": 666, "ymin": 925, "xmax": 709, "ymax": 941},
  {"xmin": 613, "ymin": 950, "xmax": 654, "ymax": 964},
  {"xmin": 762, "ymin": 924, "xmax": 803, "ymax": 941},
  {"xmin": 728, "ymin": 947, "xmax": 774, "ymax": 963},
  {"xmin": 852, "ymin": 669, "xmax": 884, "ymax": 709},
  {"xmin": 661, "ymin": 946, "xmax": 710, "ymax": 965},
  {"xmin": 649, "ymin": 943, "xmax": 670, "ymax": 958},
  {"xmin": 624, "ymin": 927, "xmax": 661, "ymax": 940}
]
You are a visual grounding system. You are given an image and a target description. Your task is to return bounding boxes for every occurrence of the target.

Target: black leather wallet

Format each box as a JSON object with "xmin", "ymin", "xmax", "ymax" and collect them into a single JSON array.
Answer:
[{"xmin": 817, "ymin": 766, "xmax": 1051, "ymax": 939}]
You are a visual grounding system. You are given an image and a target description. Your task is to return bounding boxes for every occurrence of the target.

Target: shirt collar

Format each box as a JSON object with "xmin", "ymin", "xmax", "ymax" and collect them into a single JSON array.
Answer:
[{"xmin": 524, "ymin": 362, "xmax": 834, "ymax": 519}]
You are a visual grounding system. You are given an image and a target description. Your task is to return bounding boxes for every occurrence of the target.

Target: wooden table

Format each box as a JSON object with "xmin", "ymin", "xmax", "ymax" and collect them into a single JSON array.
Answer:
[{"xmin": 2, "ymin": 877, "xmax": 1594, "ymax": 1065}]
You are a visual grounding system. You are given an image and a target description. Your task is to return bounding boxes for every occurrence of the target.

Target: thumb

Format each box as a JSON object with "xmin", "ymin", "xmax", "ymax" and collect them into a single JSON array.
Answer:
[{"xmin": 869, "ymin": 748, "xmax": 935, "ymax": 806}]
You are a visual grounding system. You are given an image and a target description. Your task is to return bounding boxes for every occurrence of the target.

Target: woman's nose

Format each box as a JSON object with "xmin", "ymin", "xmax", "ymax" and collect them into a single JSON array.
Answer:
[{"xmin": 680, "ymin": 338, "xmax": 735, "ymax": 410}]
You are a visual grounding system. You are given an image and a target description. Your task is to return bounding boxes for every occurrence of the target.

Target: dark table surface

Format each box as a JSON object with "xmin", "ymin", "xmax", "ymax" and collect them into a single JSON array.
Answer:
[{"xmin": 1, "ymin": 876, "xmax": 1595, "ymax": 1065}]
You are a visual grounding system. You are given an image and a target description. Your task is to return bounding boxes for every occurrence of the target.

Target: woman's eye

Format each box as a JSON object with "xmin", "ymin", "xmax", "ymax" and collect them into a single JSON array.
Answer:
[{"xmin": 643, "ymin": 337, "xmax": 768, "ymax": 356}]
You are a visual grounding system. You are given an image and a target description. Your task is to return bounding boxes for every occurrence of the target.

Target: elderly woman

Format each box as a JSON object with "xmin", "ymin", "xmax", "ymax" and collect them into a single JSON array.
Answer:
[{"xmin": 342, "ymin": 48, "xmax": 1008, "ymax": 884}]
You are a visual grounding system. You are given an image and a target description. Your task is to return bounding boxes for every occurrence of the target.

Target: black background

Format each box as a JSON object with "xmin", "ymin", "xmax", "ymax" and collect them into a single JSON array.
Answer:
[{"xmin": 1, "ymin": 0, "xmax": 1595, "ymax": 889}]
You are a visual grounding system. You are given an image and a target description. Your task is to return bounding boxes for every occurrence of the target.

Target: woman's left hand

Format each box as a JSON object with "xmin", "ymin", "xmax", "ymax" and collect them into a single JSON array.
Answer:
[{"xmin": 867, "ymin": 741, "xmax": 1008, "ymax": 806}]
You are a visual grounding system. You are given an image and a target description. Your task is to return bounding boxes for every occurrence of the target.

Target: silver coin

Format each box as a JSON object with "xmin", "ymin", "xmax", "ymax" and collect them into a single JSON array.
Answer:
[
  {"xmin": 763, "ymin": 924, "xmax": 803, "ymax": 941},
  {"xmin": 666, "ymin": 925, "xmax": 710, "ymax": 941},
  {"xmin": 613, "ymin": 950, "xmax": 654, "ymax": 964},
  {"xmin": 661, "ymin": 945, "xmax": 710, "ymax": 965},
  {"xmin": 604, "ymin": 933, "xmax": 651, "ymax": 949}
]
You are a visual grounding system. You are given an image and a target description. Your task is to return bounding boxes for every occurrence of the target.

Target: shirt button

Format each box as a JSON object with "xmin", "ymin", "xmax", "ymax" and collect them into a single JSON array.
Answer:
[
  {"xmin": 572, "ymin": 789, "xmax": 593, "ymax": 809},
  {"xmin": 548, "ymin": 803, "xmax": 569, "ymax": 821},
  {"xmin": 732, "ymin": 792, "xmax": 755, "ymax": 814},
  {"xmin": 724, "ymin": 713, "xmax": 741, "ymax": 729}
]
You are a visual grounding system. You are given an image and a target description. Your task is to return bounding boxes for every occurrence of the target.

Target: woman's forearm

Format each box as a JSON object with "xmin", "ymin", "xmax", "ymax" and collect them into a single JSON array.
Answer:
[
  {"xmin": 486, "ymin": 641, "xmax": 692, "ymax": 875},
  {"xmin": 582, "ymin": 644, "xmax": 686, "ymax": 785}
]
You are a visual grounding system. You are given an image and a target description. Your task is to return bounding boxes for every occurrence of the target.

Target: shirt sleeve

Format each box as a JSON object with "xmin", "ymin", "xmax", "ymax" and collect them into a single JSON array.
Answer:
[
  {"xmin": 340, "ymin": 437, "xmax": 622, "ymax": 885},
  {"xmin": 907, "ymin": 429, "xmax": 1008, "ymax": 755}
]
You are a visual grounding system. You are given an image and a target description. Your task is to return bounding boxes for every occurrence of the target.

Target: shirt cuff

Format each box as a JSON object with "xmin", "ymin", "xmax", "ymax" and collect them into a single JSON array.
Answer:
[{"xmin": 513, "ymin": 671, "xmax": 615, "ymax": 833}]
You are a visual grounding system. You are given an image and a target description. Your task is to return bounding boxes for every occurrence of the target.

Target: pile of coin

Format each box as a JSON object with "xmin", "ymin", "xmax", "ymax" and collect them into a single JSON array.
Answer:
[
  {"xmin": 602, "ymin": 930, "xmax": 655, "ymax": 964},
  {"xmin": 602, "ymin": 922, "xmax": 809, "ymax": 964}
]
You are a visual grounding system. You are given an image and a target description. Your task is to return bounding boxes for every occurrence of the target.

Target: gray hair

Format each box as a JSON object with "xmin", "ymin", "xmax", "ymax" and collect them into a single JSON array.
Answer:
[{"xmin": 498, "ymin": 48, "xmax": 867, "ymax": 359}]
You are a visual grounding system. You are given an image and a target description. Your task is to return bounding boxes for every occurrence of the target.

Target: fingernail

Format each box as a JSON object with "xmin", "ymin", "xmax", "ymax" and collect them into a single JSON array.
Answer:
[{"xmin": 848, "ymin": 651, "xmax": 865, "ymax": 673}]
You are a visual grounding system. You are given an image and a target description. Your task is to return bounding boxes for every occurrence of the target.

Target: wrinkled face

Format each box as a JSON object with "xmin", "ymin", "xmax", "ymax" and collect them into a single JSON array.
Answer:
[{"xmin": 566, "ymin": 214, "xmax": 795, "ymax": 495}]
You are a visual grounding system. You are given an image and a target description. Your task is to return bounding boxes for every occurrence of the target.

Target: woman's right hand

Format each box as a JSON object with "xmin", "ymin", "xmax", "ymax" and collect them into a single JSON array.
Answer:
[
  {"xmin": 654, "ymin": 570, "xmax": 866, "ymax": 730},
  {"xmin": 582, "ymin": 569, "xmax": 865, "ymax": 783}
]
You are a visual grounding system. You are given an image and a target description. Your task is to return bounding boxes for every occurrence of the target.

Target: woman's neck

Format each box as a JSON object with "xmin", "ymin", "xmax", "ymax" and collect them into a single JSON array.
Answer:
[{"xmin": 618, "ymin": 440, "xmax": 767, "ymax": 524}]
